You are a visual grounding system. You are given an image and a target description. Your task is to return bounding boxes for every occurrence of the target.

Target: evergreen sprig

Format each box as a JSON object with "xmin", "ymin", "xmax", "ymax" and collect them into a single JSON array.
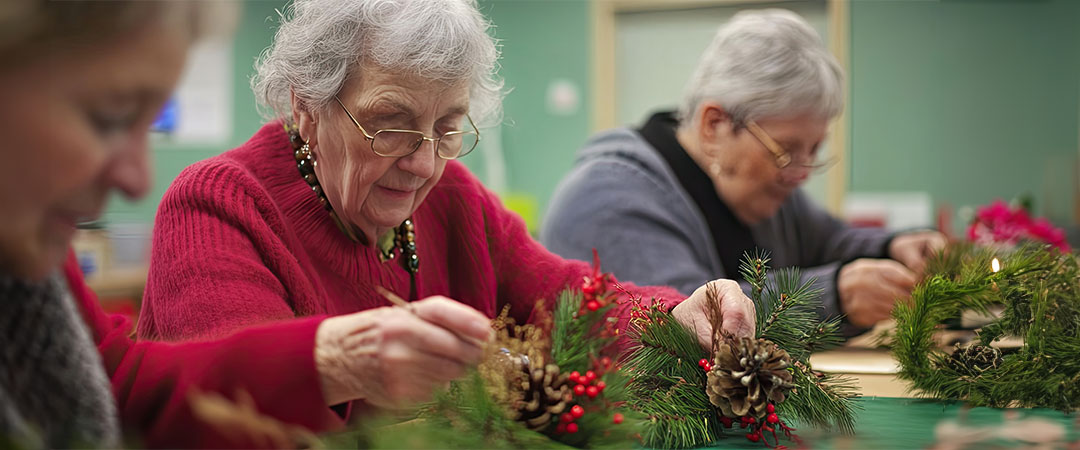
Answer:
[
  {"xmin": 892, "ymin": 243, "xmax": 1080, "ymax": 411},
  {"xmin": 551, "ymin": 289, "xmax": 616, "ymax": 370},
  {"xmin": 747, "ymin": 252, "xmax": 857, "ymax": 432},
  {"xmin": 623, "ymin": 306, "xmax": 721, "ymax": 449},
  {"xmin": 624, "ymin": 251, "xmax": 859, "ymax": 448},
  {"xmin": 321, "ymin": 371, "xmax": 565, "ymax": 449}
]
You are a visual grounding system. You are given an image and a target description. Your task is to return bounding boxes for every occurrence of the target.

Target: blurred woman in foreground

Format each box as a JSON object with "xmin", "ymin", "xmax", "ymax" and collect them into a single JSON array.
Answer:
[{"xmin": 0, "ymin": 2, "xmax": 484, "ymax": 447}]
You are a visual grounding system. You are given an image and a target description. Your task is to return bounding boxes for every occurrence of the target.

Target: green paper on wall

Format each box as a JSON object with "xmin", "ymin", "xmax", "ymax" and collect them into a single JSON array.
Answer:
[{"xmin": 501, "ymin": 192, "xmax": 538, "ymax": 235}]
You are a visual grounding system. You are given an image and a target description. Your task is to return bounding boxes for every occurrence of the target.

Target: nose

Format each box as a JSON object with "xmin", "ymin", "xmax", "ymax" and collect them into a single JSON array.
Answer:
[
  {"xmin": 103, "ymin": 131, "xmax": 152, "ymax": 200},
  {"xmin": 396, "ymin": 138, "xmax": 437, "ymax": 179},
  {"xmin": 778, "ymin": 166, "xmax": 811, "ymax": 187}
]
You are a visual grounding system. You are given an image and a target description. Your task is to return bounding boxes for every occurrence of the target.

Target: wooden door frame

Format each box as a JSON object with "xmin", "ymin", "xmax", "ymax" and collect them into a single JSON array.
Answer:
[{"xmin": 590, "ymin": 0, "xmax": 850, "ymax": 214}]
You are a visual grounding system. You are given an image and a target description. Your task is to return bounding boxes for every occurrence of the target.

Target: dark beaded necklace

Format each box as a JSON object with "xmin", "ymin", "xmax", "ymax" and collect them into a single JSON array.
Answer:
[{"xmin": 288, "ymin": 126, "xmax": 419, "ymax": 299}]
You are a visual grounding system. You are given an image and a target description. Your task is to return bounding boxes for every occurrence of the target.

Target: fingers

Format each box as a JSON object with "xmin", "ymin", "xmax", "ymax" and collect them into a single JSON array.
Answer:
[
  {"xmin": 399, "ymin": 313, "xmax": 485, "ymax": 366},
  {"xmin": 673, "ymin": 279, "xmax": 757, "ymax": 351},
  {"xmin": 711, "ymin": 280, "xmax": 755, "ymax": 338},
  {"xmin": 847, "ymin": 302, "xmax": 893, "ymax": 328},
  {"xmin": 878, "ymin": 260, "xmax": 919, "ymax": 289},
  {"xmin": 925, "ymin": 232, "xmax": 948, "ymax": 253},
  {"xmin": 339, "ymin": 307, "xmax": 485, "ymax": 366},
  {"xmin": 412, "ymin": 296, "xmax": 494, "ymax": 344},
  {"xmin": 380, "ymin": 345, "xmax": 468, "ymax": 407},
  {"xmin": 892, "ymin": 231, "xmax": 948, "ymax": 274},
  {"xmin": 839, "ymin": 259, "xmax": 917, "ymax": 328},
  {"xmin": 316, "ymin": 298, "xmax": 487, "ymax": 408}
]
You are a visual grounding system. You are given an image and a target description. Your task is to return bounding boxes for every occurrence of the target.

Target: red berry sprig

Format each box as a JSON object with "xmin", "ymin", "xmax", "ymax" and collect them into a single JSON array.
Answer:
[
  {"xmin": 718, "ymin": 403, "xmax": 802, "ymax": 449},
  {"xmin": 579, "ymin": 249, "xmax": 617, "ymax": 316},
  {"xmin": 697, "ymin": 358, "xmax": 713, "ymax": 371}
]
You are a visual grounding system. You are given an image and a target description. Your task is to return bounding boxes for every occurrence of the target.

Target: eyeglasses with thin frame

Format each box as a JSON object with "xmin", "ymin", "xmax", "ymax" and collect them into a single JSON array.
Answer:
[
  {"xmin": 744, "ymin": 119, "xmax": 834, "ymax": 173},
  {"xmin": 334, "ymin": 96, "xmax": 480, "ymax": 160}
]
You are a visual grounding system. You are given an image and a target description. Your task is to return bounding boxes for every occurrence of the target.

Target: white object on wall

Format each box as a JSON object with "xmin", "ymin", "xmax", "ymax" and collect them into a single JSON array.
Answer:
[
  {"xmin": 546, "ymin": 79, "xmax": 581, "ymax": 116},
  {"xmin": 172, "ymin": 40, "xmax": 234, "ymax": 143},
  {"xmin": 844, "ymin": 191, "xmax": 933, "ymax": 231},
  {"xmin": 172, "ymin": 2, "xmax": 240, "ymax": 144}
]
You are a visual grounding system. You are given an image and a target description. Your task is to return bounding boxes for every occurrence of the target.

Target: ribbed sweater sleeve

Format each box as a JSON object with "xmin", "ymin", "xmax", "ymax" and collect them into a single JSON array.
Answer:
[
  {"xmin": 455, "ymin": 165, "xmax": 685, "ymax": 354},
  {"xmin": 138, "ymin": 159, "xmax": 307, "ymax": 341},
  {"xmin": 65, "ymin": 253, "xmax": 342, "ymax": 448}
]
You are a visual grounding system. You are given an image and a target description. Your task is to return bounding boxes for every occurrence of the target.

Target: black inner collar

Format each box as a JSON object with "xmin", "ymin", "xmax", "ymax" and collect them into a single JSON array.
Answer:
[{"xmin": 636, "ymin": 111, "xmax": 760, "ymax": 281}]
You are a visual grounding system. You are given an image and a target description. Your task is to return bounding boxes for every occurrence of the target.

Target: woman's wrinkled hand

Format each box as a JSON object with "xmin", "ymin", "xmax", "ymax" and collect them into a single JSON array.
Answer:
[
  {"xmin": 671, "ymin": 279, "xmax": 756, "ymax": 351},
  {"xmin": 889, "ymin": 230, "xmax": 948, "ymax": 275},
  {"xmin": 838, "ymin": 258, "xmax": 918, "ymax": 328},
  {"xmin": 314, "ymin": 296, "xmax": 493, "ymax": 408}
]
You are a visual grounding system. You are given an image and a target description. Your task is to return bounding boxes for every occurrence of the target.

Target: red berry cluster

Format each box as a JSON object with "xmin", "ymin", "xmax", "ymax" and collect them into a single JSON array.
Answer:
[
  {"xmin": 718, "ymin": 404, "xmax": 802, "ymax": 448},
  {"xmin": 568, "ymin": 370, "xmax": 605, "ymax": 399},
  {"xmin": 555, "ymin": 405, "xmax": 586, "ymax": 434},
  {"xmin": 554, "ymin": 357, "xmax": 628, "ymax": 435},
  {"xmin": 581, "ymin": 249, "xmax": 616, "ymax": 313},
  {"xmin": 697, "ymin": 358, "xmax": 713, "ymax": 372}
]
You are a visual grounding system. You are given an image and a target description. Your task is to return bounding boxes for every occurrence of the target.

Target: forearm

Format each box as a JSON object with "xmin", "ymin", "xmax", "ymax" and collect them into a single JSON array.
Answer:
[{"xmin": 111, "ymin": 317, "xmax": 344, "ymax": 447}]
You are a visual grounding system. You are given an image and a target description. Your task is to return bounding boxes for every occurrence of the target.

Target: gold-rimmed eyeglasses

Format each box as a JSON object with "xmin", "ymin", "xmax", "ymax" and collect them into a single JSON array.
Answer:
[
  {"xmin": 744, "ymin": 119, "xmax": 834, "ymax": 173},
  {"xmin": 334, "ymin": 96, "xmax": 480, "ymax": 160}
]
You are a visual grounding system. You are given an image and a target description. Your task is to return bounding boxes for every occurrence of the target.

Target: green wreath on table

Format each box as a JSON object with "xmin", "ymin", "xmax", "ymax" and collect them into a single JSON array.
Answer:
[{"xmin": 891, "ymin": 242, "xmax": 1080, "ymax": 412}]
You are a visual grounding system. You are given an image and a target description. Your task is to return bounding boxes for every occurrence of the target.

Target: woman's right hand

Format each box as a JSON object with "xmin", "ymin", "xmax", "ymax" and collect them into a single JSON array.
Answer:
[
  {"xmin": 314, "ymin": 296, "xmax": 493, "ymax": 408},
  {"xmin": 837, "ymin": 258, "xmax": 918, "ymax": 328}
]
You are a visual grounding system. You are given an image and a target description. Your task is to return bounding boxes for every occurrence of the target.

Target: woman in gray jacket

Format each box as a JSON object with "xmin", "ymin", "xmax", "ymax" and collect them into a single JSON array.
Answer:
[{"xmin": 542, "ymin": 9, "xmax": 945, "ymax": 331}]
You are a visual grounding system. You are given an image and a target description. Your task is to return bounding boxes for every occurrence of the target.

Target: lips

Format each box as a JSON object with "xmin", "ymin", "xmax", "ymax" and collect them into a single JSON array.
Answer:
[
  {"xmin": 376, "ymin": 181, "xmax": 426, "ymax": 194},
  {"xmin": 52, "ymin": 207, "xmax": 103, "ymax": 229},
  {"xmin": 380, "ymin": 186, "xmax": 417, "ymax": 193}
]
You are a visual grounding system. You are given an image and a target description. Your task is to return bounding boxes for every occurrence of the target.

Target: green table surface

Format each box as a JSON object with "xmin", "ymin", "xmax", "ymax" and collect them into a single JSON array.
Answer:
[{"xmin": 700, "ymin": 396, "xmax": 1078, "ymax": 449}]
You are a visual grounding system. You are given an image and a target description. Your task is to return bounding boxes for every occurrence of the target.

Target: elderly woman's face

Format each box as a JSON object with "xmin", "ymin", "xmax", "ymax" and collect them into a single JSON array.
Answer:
[
  {"xmin": 309, "ymin": 68, "xmax": 470, "ymax": 242},
  {"xmin": 710, "ymin": 113, "xmax": 828, "ymax": 224},
  {"xmin": 0, "ymin": 25, "xmax": 187, "ymax": 280}
]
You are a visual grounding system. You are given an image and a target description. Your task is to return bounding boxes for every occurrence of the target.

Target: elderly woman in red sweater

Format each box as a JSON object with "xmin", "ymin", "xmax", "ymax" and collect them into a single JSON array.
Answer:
[
  {"xmin": 0, "ymin": 1, "xmax": 497, "ymax": 447},
  {"xmin": 139, "ymin": 0, "xmax": 755, "ymax": 414}
]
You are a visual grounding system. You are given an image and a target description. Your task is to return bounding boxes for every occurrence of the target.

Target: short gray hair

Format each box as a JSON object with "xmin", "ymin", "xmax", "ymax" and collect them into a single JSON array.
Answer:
[
  {"xmin": 679, "ymin": 9, "xmax": 843, "ymax": 128},
  {"xmin": 252, "ymin": 0, "xmax": 503, "ymax": 126}
]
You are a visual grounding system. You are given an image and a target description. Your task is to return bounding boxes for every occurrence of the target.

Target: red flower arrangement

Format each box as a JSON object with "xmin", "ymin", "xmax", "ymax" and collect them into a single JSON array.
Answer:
[{"xmin": 967, "ymin": 200, "xmax": 1071, "ymax": 253}]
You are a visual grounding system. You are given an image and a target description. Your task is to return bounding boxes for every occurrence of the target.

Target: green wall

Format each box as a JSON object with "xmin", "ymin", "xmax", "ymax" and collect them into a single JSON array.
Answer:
[
  {"xmin": 849, "ymin": 0, "xmax": 1080, "ymax": 225},
  {"xmin": 479, "ymin": 0, "xmax": 591, "ymax": 228}
]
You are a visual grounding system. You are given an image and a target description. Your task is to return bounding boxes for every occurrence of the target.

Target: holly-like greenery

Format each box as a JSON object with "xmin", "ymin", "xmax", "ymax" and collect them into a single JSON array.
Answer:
[
  {"xmin": 892, "ymin": 243, "xmax": 1080, "ymax": 411},
  {"xmin": 623, "ymin": 251, "xmax": 858, "ymax": 449}
]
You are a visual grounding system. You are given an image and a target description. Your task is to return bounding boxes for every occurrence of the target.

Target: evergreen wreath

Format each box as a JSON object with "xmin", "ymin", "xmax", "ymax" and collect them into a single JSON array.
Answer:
[
  {"xmin": 622, "ymin": 251, "xmax": 858, "ymax": 449},
  {"xmin": 892, "ymin": 242, "xmax": 1080, "ymax": 411}
]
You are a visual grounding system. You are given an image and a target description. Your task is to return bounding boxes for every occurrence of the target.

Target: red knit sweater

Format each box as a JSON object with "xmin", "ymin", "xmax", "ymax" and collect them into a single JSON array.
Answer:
[
  {"xmin": 138, "ymin": 121, "xmax": 683, "ymax": 352},
  {"xmin": 63, "ymin": 253, "xmax": 341, "ymax": 448}
]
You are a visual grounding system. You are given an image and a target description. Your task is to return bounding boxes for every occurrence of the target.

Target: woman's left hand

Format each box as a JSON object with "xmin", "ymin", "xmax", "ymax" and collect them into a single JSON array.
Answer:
[
  {"xmin": 889, "ymin": 230, "xmax": 948, "ymax": 275},
  {"xmin": 671, "ymin": 279, "xmax": 756, "ymax": 351}
]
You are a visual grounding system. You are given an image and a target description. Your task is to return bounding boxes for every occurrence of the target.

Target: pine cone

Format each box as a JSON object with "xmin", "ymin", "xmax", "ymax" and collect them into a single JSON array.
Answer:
[
  {"xmin": 707, "ymin": 337, "xmax": 794, "ymax": 419},
  {"xmin": 509, "ymin": 362, "xmax": 572, "ymax": 430},
  {"xmin": 945, "ymin": 344, "xmax": 1003, "ymax": 375}
]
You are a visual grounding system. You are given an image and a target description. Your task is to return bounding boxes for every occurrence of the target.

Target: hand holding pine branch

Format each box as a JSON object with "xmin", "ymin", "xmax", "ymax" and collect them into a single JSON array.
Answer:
[{"xmin": 671, "ymin": 279, "xmax": 756, "ymax": 351}]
